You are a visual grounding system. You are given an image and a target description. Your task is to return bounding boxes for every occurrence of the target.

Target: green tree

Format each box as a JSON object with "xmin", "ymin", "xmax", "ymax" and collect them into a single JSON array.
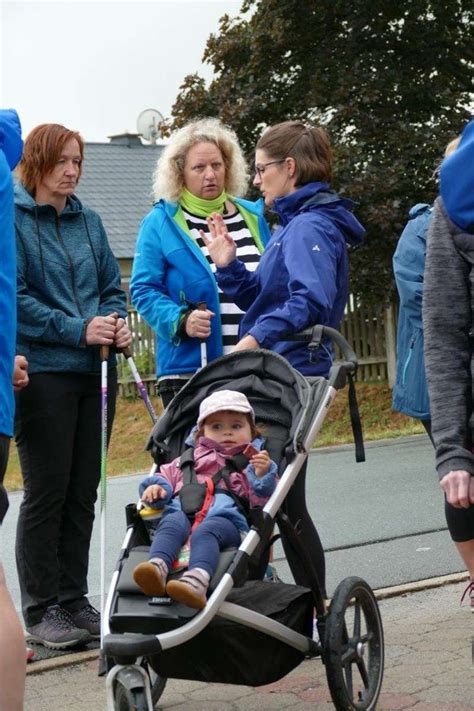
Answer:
[{"xmin": 171, "ymin": 0, "xmax": 473, "ymax": 303}]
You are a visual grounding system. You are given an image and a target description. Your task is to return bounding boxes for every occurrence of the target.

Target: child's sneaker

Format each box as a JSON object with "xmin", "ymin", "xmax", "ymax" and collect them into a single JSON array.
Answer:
[
  {"xmin": 460, "ymin": 579, "xmax": 474, "ymax": 612},
  {"xmin": 133, "ymin": 560, "xmax": 167, "ymax": 597},
  {"xmin": 166, "ymin": 568, "xmax": 209, "ymax": 609}
]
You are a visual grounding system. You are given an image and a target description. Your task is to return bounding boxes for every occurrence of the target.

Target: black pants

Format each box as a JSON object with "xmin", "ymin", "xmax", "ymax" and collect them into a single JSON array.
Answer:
[
  {"xmin": 15, "ymin": 371, "xmax": 117, "ymax": 626},
  {"xmin": 420, "ymin": 419, "xmax": 474, "ymax": 543},
  {"xmin": 158, "ymin": 378, "xmax": 190, "ymax": 408},
  {"xmin": 0, "ymin": 434, "xmax": 10, "ymax": 525},
  {"xmin": 280, "ymin": 460, "xmax": 327, "ymax": 597}
]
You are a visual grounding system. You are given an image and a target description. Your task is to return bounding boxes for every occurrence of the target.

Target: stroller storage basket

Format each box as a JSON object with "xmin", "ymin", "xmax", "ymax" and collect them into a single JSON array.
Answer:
[{"xmin": 149, "ymin": 580, "xmax": 313, "ymax": 686}]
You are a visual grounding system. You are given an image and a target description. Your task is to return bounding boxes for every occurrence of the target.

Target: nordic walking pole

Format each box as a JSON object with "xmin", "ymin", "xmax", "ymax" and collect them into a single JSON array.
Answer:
[
  {"xmin": 99, "ymin": 344, "xmax": 109, "ymax": 651},
  {"xmin": 198, "ymin": 301, "xmax": 208, "ymax": 368},
  {"xmin": 121, "ymin": 347, "xmax": 157, "ymax": 424}
]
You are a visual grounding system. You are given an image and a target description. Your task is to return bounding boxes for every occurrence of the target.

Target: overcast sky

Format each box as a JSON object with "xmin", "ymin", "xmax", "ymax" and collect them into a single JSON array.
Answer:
[{"xmin": 1, "ymin": 0, "xmax": 244, "ymax": 142}]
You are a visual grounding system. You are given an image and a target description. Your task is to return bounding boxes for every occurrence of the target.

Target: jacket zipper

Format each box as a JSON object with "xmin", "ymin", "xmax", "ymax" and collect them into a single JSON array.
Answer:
[{"xmin": 55, "ymin": 215, "xmax": 84, "ymax": 317}]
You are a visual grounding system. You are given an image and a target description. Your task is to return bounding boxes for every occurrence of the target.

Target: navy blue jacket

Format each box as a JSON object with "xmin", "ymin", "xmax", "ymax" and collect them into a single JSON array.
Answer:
[
  {"xmin": 15, "ymin": 184, "xmax": 127, "ymax": 374},
  {"xmin": 216, "ymin": 182, "xmax": 365, "ymax": 376},
  {"xmin": 0, "ymin": 110, "xmax": 23, "ymax": 437},
  {"xmin": 392, "ymin": 204, "xmax": 432, "ymax": 420}
]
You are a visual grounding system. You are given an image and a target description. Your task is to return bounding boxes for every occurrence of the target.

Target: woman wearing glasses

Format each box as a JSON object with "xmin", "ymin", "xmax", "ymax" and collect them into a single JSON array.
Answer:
[
  {"xmin": 203, "ymin": 120, "xmax": 365, "ymax": 595},
  {"xmin": 130, "ymin": 118, "xmax": 270, "ymax": 407}
]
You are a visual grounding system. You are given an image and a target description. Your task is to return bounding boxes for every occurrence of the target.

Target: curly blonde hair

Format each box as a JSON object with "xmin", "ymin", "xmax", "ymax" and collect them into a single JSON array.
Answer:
[{"xmin": 152, "ymin": 118, "xmax": 249, "ymax": 202}]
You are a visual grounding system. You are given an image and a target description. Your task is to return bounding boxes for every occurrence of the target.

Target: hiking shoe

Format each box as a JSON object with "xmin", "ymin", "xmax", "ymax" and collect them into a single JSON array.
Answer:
[
  {"xmin": 460, "ymin": 580, "xmax": 474, "ymax": 612},
  {"xmin": 25, "ymin": 605, "xmax": 91, "ymax": 649},
  {"xmin": 133, "ymin": 561, "xmax": 167, "ymax": 597},
  {"xmin": 68, "ymin": 603, "xmax": 101, "ymax": 638}
]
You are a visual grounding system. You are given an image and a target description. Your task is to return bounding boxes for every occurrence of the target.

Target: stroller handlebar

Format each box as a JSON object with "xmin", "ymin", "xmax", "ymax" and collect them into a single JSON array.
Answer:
[{"xmin": 284, "ymin": 325, "xmax": 358, "ymax": 373}]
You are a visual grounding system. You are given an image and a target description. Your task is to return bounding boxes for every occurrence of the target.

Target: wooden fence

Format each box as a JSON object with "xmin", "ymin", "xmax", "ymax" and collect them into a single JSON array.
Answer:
[{"xmin": 118, "ymin": 300, "xmax": 398, "ymax": 397}]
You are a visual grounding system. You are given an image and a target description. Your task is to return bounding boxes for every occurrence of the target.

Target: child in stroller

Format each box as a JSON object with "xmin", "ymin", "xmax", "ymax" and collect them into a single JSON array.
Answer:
[
  {"xmin": 133, "ymin": 390, "xmax": 277, "ymax": 608},
  {"xmin": 104, "ymin": 331, "xmax": 384, "ymax": 711}
]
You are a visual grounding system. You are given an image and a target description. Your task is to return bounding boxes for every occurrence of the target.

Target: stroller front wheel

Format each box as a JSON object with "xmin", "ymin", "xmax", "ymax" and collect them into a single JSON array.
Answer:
[
  {"xmin": 114, "ymin": 683, "xmax": 148, "ymax": 711},
  {"xmin": 324, "ymin": 576, "xmax": 384, "ymax": 710}
]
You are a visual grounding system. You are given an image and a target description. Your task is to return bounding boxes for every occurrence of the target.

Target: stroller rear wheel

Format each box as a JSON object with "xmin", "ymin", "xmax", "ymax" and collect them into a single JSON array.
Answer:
[{"xmin": 324, "ymin": 576, "xmax": 384, "ymax": 710}]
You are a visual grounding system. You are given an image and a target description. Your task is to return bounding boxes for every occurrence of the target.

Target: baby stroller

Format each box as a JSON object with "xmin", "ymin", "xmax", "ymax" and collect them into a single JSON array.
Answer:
[{"xmin": 103, "ymin": 326, "xmax": 384, "ymax": 710}]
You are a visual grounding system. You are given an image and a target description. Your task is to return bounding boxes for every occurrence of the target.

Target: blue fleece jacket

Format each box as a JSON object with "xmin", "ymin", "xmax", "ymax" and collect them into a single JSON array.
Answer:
[
  {"xmin": 216, "ymin": 183, "xmax": 365, "ymax": 376},
  {"xmin": 130, "ymin": 197, "xmax": 270, "ymax": 377},
  {"xmin": 14, "ymin": 183, "xmax": 127, "ymax": 374},
  {"xmin": 440, "ymin": 119, "xmax": 474, "ymax": 234},
  {"xmin": 392, "ymin": 204, "xmax": 432, "ymax": 420},
  {"xmin": 0, "ymin": 110, "xmax": 23, "ymax": 437}
]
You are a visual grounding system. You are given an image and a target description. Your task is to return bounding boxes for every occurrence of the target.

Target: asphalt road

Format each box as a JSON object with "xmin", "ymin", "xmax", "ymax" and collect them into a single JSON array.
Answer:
[{"xmin": 1, "ymin": 434, "xmax": 463, "ymax": 615}]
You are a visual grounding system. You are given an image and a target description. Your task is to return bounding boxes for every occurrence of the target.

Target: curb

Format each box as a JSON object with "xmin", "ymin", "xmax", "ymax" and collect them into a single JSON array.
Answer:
[{"xmin": 26, "ymin": 571, "xmax": 469, "ymax": 676}]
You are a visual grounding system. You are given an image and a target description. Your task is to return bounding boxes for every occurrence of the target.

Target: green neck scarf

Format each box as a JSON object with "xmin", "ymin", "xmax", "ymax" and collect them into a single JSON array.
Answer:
[{"xmin": 180, "ymin": 187, "xmax": 228, "ymax": 217}]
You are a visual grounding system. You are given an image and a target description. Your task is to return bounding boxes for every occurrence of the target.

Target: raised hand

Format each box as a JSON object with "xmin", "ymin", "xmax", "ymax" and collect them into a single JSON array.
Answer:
[
  {"xmin": 251, "ymin": 449, "xmax": 271, "ymax": 478},
  {"xmin": 200, "ymin": 212, "xmax": 236, "ymax": 268}
]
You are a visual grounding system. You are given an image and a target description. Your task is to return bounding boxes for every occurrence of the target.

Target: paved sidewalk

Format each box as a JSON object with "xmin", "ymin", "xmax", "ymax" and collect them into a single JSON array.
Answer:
[{"xmin": 24, "ymin": 578, "xmax": 474, "ymax": 710}]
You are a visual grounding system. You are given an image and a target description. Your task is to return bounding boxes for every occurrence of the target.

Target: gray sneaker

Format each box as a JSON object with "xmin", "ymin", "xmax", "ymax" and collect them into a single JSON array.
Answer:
[
  {"xmin": 26, "ymin": 605, "xmax": 91, "ymax": 649},
  {"xmin": 68, "ymin": 603, "xmax": 101, "ymax": 638}
]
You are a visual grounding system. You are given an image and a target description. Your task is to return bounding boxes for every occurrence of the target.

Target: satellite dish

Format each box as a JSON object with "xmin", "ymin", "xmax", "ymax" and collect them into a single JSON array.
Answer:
[{"xmin": 136, "ymin": 108, "xmax": 164, "ymax": 144}]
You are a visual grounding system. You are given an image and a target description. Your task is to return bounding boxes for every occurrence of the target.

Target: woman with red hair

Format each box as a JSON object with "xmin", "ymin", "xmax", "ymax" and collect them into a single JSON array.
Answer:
[{"xmin": 14, "ymin": 123, "xmax": 131, "ymax": 649}]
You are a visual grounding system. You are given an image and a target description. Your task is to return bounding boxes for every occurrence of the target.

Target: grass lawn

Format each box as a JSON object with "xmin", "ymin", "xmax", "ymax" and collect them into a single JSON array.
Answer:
[{"xmin": 3, "ymin": 381, "xmax": 424, "ymax": 492}]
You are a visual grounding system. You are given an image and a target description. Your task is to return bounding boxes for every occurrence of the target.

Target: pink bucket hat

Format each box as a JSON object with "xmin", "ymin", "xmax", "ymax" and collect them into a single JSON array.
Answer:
[{"xmin": 197, "ymin": 390, "xmax": 255, "ymax": 427}]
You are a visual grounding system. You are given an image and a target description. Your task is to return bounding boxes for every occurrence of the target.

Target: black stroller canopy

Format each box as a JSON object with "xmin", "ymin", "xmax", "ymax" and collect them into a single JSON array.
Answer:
[{"xmin": 149, "ymin": 349, "xmax": 325, "ymax": 467}]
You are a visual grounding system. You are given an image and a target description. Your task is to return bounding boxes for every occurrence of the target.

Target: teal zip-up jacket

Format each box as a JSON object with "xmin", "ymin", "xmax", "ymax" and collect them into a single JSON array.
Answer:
[
  {"xmin": 130, "ymin": 197, "xmax": 270, "ymax": 377},
  {"xmin": 15, "ymin": 183, "xmax": 127, "ymax": 374}
]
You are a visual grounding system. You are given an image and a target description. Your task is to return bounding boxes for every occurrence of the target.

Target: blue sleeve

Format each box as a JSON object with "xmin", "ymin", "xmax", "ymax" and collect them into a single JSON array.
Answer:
[
  {"xmin": 94, "ymin": 215, "xmax": 127, "ymax": 318},
  {"xmin": 215, "ymin": 258, "xmax": 260, "ymax": 312},
  {"xmin": 130, "ymin": 212, "xmax": 186, "ymax": 342},
  {"xmin": 246, "ymin": 460, "xmax": 278, "ymax": 497},
  {"xmin": 440, "ymin": 119, "xmax": 474, "ymax": 232},
  {"xmin": 138, "ymin": 475, "xmax": 173, "ymax": 508},
  {"xmin": 250, "ymin": 216, "xmax": 340, "ymax": 349},
  {"xmin": 16, "ymin": 237, "xmax": 85, "ymax": 346},
  {"xmin": 393, "ymin": 212, "xmax": 431, "ymax": 331}
]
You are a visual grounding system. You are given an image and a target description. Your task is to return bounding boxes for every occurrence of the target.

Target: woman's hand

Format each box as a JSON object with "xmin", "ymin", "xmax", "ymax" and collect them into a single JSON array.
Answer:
[
  {"xmin": 440, "ymin": 470, "xmax": 474, "ymax": 508},
  {"xmin": 185, "ymin": 308, "xmax": 214, "ymax": 339},
  {"xmin": 114, "ymin": 317, "xmax": 132, "ymax": 350},
  {"xmin": 142, "ymin": 484, "xmax": 168, "ymax": 504},
  {"xmin": 251, "ymin": 449, "xmax": 271, "ymax": 478},
  {"xmin": 232, "ymin": 335, "xmax": 259, "ymax": 352},
  {"xmin": 200, "ymin": 212, "xmax": 236, "ymax": 268},
  {"xmin": 13, "ymin": 355, "xmax": 29, "ymax": 391},
  {"xmin": 85, "ymin": 313, "xmax": 118, "ymax": 345}
]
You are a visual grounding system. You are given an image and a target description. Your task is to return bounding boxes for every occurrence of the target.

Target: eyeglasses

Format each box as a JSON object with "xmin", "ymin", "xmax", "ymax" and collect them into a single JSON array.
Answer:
[{"xmin": 254, "ymin": 160, "xmax": 285, "ymax": 178}]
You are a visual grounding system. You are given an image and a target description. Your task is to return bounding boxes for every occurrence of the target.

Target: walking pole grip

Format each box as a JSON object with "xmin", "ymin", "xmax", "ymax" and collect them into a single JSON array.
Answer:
[
  {"xmin": 100, "ymin": 345, "xmax": 110, "ymax": 361},
  {"xmin": 198, "ymin": 302, "xmax": 208, "ymax": 368}
]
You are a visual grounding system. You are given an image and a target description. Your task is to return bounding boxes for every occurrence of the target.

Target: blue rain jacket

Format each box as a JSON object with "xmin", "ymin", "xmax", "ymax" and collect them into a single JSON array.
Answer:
[
  {"xmin": 392, "ymin": 204, "xmax": 432, "ymax": 420},
  {"xmin": 130, "ymin": 197, "xmax": 270, "ymax": 377},
  {"xmin": 216, "ymin": 182, "xmax": 365, "ymax": 376},
  {"xmin": 15, "ymin": 184, "xmax": 127, "ymax": 374},
  {"xmin": 0, "ymin": 109, "xmax": 23, "ymax": 437}
]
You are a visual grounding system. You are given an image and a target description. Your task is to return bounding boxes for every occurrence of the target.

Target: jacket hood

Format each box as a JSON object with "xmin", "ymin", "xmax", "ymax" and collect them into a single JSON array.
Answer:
[
  {"xmin": 0, "ymin": 109, "xmax": 23, "ymax": 170},
  {"xmin": 440, "ymin": 118, "xmax": 474, "ymax": 233},
  {"xmin": 273, "ymin": 181, "xmax": 365, "ymax": 247},
  {"xmin": 14, "ymin": 181, "xmax": 84, "ymax": 214}
]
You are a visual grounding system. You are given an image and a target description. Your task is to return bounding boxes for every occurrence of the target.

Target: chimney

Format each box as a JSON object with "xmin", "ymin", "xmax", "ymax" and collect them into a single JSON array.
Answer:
[{"xmin": 107, "ymin": 132, "xmax": 143, "ymax": 147}]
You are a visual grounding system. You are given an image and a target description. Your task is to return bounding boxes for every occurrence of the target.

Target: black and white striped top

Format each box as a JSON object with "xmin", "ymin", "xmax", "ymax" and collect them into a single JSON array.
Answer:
[{"xmin": 182, "ymin": 207, "xmax": 261, "ymax": 353}]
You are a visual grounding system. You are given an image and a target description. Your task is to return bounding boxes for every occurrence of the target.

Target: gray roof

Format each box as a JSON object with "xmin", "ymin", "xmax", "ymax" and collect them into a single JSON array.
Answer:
[{"xmin": 76, "ymin": 136, "xmax": 163, "ymax": 259}]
